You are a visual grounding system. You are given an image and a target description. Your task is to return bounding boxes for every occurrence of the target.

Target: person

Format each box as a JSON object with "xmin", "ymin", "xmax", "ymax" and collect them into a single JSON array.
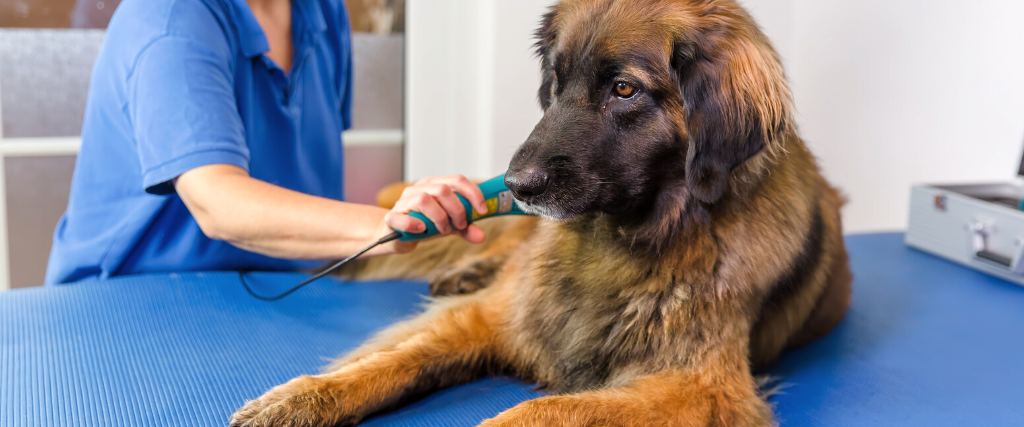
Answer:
[{"xmin": 45, "ymin": 0, "xmax": 487, "ymax": 285}]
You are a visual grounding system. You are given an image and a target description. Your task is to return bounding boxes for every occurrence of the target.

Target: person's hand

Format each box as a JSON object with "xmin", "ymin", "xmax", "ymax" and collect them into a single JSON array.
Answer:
[{"xmin": 380, "ymin": 175, "xmax": 489, "ymax": 253}]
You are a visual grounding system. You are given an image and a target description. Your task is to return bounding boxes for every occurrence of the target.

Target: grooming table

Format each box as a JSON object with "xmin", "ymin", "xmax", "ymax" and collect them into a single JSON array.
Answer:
[{"xmin": 2, "ymin": 233, "xmax": 1022, "ymax": 426}]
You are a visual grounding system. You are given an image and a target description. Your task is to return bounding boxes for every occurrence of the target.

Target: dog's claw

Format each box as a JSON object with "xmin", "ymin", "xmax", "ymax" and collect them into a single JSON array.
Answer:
[{"xmin": 228, "ymin": 376, "xmax": 355, "ymax": 427}]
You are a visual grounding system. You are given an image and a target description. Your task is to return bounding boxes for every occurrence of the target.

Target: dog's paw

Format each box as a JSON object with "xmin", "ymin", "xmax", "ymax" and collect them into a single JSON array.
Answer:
[
  {"xmin": 429, "ymin": 257, "xmax": 502, "ymax": 296},
  {"xmin": 229, "ymin": 375, "xmax": 356, "ymax": 427},
  {"xmin": 429, "ymin": 268, "xmax": 487, "ymax": 296},
  {"xmin": 478, "ymin": 396, "xmax": 580, "ymax": 427}
]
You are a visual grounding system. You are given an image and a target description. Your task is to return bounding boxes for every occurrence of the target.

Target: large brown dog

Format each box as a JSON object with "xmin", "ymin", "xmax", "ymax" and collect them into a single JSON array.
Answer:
[{"xmin": 231, "ymin": 0, "xmax": 851, "ymax": 425}]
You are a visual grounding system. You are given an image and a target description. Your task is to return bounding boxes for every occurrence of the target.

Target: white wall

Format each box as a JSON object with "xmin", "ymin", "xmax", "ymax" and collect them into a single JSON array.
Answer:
[
  {"xmin": 408, "ymin": 0, "xmax": 1024, "ymax": 233},
  {"xmin": 489, "ymin": 1, "xmax": 552, "ymax": 174},
  {"xmin": 405, "ymin": 0, "xmax": 493, "ymax": 180},
  {"xmin": 405, "ymin": 0, "xmax": 553, "ymax": 181},
  {"xmin": 742, "ymin": 0, "xmax": 1024, "ymax": 232}
]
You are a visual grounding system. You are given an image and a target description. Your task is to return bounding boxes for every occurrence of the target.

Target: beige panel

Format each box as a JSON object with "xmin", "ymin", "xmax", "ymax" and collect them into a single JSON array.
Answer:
[
  {"xmin": 0, "ymin": 0, "xmax": 405, "ymax": 31},
  {"xmin": 344, "ymin": 0, "xmax": 405, "ymax": 34},
  {"xmin": 5, "ymin": 155, "xmax": 75, "ymax": 288},
  {"xmin": 0, "ymin": 0, "xmax": 77, "ymax": 28}
]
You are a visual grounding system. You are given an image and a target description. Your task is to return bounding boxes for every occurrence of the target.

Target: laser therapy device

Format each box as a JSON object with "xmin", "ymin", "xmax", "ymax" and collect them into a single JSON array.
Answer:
[
  {"xmin": 242, "ymin": 174, "xmax": 532, "ymax": 300},
  {"xmin": 396, "ymin": 174, "xmax": 528, "ymax": 242}
]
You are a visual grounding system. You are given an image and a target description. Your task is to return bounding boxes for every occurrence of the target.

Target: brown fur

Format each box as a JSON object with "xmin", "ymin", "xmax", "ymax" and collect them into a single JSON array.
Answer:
[{"xmin": 231, "ymin": 1, "xmax": 851, "ymax": 426}]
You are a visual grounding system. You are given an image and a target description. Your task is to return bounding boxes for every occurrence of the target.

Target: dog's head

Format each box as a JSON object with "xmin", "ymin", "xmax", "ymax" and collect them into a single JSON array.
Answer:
[{"xmin": 506, "ymin": 0, "xmax": 792, "ymax": 227}]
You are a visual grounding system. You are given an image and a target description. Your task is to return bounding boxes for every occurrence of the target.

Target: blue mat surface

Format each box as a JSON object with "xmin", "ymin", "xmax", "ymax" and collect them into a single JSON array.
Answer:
[{"xmin": 1, "ymin": 233, "xmax": 1023, "ymax": 426}]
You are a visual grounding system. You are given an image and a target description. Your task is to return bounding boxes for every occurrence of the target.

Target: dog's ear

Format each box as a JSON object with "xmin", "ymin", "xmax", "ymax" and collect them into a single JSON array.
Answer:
[
  {"xmin": 534, "ymin": 8, "xmax": 559, "ymax": 110},
  {"xmin": 674, "ymin": 12, "xmax": 792, "ymax": 204}
]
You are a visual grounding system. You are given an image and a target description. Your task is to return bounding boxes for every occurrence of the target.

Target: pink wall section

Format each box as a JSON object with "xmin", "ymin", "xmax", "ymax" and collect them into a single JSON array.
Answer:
[{"xmin": 344, "ymin": 146, "xmax": 403, "ymax": 206}]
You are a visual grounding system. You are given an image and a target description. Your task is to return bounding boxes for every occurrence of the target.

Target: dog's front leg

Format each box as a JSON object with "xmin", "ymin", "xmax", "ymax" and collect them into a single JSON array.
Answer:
[
  {"xmin": 479, "ymin": 367, "xmax": 773, "ymax": 427},
  {"xmin": 229, "ymin": 297, "xmax": 501, "ymax": 427}
]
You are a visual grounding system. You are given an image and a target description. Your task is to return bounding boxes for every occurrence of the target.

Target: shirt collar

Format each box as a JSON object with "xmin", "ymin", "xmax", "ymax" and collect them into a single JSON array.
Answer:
[
  {"xmin": 230, "ymin": 0, "xmax": 327, "ymax": 59},
  {"xmin": 294, "ymin": 0, "xmax": 328, "ymax": 37}
]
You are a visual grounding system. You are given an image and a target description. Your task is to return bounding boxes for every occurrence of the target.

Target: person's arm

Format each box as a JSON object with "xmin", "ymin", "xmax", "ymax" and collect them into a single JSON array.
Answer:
[{"xmin": 174, "ymin": 164, "xmax": 488, "ymax": 259}]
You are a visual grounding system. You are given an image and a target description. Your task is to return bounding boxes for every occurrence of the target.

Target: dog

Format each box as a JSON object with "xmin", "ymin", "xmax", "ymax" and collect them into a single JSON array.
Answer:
[{"xmin": 230, "ymin": 0, "xmax": 851, "ymax": 425}]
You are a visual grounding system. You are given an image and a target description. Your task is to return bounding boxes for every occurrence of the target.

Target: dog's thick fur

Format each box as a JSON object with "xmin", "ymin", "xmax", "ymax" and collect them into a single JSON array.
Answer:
[{"xmin": 231, "ymin": 0, "xmax": 851, "ymax": 425}]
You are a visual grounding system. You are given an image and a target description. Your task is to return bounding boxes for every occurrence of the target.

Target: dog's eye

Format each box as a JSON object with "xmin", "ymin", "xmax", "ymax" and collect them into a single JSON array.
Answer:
[{"xmin": 614, "ymin": 82, "xmax": 637, "ymax": 98}]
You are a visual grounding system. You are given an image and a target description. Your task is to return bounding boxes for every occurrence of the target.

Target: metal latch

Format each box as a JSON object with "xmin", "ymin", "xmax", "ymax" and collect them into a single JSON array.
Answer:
[{"xmin": 967, "ymin": 220, "xmax": 1024, "ymax": 274}]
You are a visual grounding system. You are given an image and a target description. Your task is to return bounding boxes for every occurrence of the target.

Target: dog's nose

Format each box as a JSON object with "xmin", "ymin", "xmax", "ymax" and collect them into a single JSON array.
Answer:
[{"xmin": 505, "ymin": 168, "xmax": 549, "ymax": 203}]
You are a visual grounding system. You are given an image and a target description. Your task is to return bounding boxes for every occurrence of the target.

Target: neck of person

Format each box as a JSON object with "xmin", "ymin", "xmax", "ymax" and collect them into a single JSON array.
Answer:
[
  {"xmin": 246, "ymin": 0, "xmax": 289, "ymax": 11},
  {"xmin": 247, "ymin": 0, "xmax": 294, "ymax": 73}
]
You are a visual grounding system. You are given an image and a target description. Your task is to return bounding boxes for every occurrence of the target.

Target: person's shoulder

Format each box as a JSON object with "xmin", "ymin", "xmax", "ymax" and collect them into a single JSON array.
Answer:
[{"xmin": 107, "ymin": 0, "xmax": 236, "ymax": 57}]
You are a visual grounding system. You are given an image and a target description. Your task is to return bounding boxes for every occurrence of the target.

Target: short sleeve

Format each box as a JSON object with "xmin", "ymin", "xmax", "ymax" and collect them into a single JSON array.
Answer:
[{"xmin": 128, "ymin": 36, "xmax": 250, "ymax": 195}]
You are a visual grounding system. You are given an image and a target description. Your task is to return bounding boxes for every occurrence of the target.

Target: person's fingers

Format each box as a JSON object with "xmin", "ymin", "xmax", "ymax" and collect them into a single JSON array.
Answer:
[
  {"xmin": 425, "ymin": 184, "xmax": 469, "ymax": 230},
  {"xmin": 456, "ymin": 224, "xmax": 486, "ymax": 244},
  {"xmin": 410, "ymin": 193, "xmax": 451, "ymax": 234},
  {"xmin": 396, "ymin": 184, "xmax": 424, "ymax": 208},
  {"xmin": 392, "ymin": 185, "xmax": 429, "ymax": 214},
  {"xmin": 384, "ymin": 211, "xmax": 425, "ymax": 233},
  {"xmin": 390, "ymin": 175, "xmax": 488, "ymax": 240},
  {"xmin": 440, "ymin": 175, "xmax": 488, "ymax": 214},
  {"xmin": 391, "ymin": 185, "xmax": 454, "ymax": 235}
]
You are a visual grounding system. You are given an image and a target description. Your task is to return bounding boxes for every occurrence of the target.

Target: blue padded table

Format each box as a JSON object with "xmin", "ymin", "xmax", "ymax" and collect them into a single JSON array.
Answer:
[{"xmin": 2, "ymin": 233, "xmax": 1023, "ymax": 426}]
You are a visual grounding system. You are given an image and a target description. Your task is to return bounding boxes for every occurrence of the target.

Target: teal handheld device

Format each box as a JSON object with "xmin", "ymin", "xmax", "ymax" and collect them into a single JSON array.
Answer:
[
  {"xmin": 242, "ymin": 173, "xmax": 531, "ymax": 301},
  {"xmin": 397, "ymin": 173, "xmax": 528, "ymax": 242}
]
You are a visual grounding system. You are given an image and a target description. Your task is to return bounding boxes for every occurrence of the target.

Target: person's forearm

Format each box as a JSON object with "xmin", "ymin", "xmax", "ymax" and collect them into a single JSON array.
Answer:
[{"xmin": 177, "ymin": 167, "xmax": 390, "ymax": 260}]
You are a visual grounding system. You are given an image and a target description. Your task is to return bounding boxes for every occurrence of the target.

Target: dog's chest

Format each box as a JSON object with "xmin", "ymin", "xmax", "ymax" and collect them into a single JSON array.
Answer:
[{"xmin": 517, "ymin": 268, "xmax": 695, "ymax": 392}]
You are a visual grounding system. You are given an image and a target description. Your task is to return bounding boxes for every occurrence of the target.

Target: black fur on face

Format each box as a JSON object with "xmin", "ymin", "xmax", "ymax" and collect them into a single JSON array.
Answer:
[
  {"xmin": 506, "ymin": 8, "xmax": 687, "ymax": 224},
  {"xmin": 506, "ymin": 1, "xmax": 791, "ymax": 251}
]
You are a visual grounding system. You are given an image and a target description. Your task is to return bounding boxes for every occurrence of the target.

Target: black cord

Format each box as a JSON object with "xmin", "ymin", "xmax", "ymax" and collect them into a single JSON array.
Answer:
[{"xmin": 240, "ymin": 231, "xmax": 403, "ymax": 301}]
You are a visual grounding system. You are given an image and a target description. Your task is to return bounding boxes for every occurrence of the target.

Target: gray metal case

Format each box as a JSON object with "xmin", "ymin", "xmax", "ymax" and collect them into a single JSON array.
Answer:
[{"xmin": 906, "ymin": 182, "xmax": 1024, "ymax": 286}]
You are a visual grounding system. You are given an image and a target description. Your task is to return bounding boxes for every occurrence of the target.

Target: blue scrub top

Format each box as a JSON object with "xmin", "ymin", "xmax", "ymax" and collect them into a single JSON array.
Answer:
[{"xmin": 46, "ymin": 0, "xmax": 353, "ymax": 285}]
